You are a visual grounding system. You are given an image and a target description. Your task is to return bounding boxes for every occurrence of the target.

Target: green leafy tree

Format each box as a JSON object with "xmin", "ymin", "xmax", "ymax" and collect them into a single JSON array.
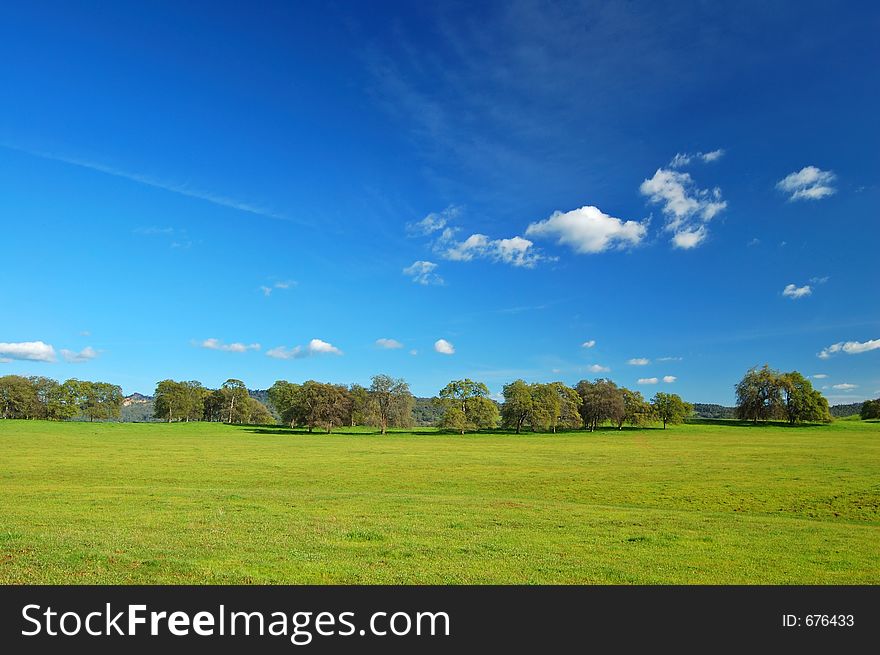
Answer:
[
  {"xmin": 268, "ymin": 380, "xmax": 302, "ymax": 427},
  {"xmin": 220, "ymin": 379, "xmax": 249, "ymax": 424},
  {"xmin": 435, "ymin": 379, "xmax": 499, "ymax": 434},
  {"xmin": 651, "ymin": 392, "xmax": 692, "ymax": 429},
  {"xmin": 576, "ymin": 378, "xmax": 624, "ymax": 431},
  {"xmin": 368, "ymin": 374, "xmax": 414, "ymax": 434},
  {"xmin": 619, "ymin": 388, "xmax": 652, "ymax": 429},
  {"xmin": 735, "ymin": 365, "xmax": 782, "ymax": 423},
  {"xmin": 347, "ymin": 383, "xmax": 371, "ymax": 427},
  {"xmin": 500, "ymin": 379, "xmax": 533, "ymax": 433},
  {"xmin": 778, "ymin": 371, "xmax": 832, "ymax": 424},
  {"xmin": 861, "ymin": 399, "xmax": 880, "ymax": 420},
  {"xmin": 0, "ymin": 375, "xmax": 38, "ymax": 419}
]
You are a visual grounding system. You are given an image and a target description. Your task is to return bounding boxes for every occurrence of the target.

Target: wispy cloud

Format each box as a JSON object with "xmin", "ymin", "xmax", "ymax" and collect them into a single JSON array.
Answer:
[
  {"xmin": 0, "ymin": 341, "xmax": 56, "ymax": 362},
  {"xmin": 656, "ymin": 356, "xmax": 682, "ymax": 362},
  {"xmin": 669, "ymin": 148, "xmax": 725, "ymax": 168},
  {"xmin": 628, "ymin": 357, "xmax": 650, "ymax": 366},
  {"xmin": 198, "ymin": 338, "xmax": 261, "ymax": 353},
  {"xmin": 4, "ymin": 144, "xmax": 298, "ymax": 223},
  {"xmin": 526, "ymin": 205, "xmax": 646, "ymax": 254},
  {"xmin": 60, "ymin": 346, "xmax": 98, "ymax": 363},
  {"xmin": 818, "ymin": 338, "xmax": 880, "ymax": 359},
  {"xmin": 407, "ymin": 206, "xmax": 461, "ymax": 236},
  {"xmin": 266, "ymin": 338, "xmax": 343, "ymax": 360},
  {"xmin": 638, "ymin": 377, "xmax": 659, "ymax": 384},
  {"xmin": 375, "ymin": 338, "xmax": 404, "ymax": 349},
  {"xmin": 812, "ymin": 374, "xmax": 828, "ymax": 379},
  {"xmin": 640, "ymin": 168, "xmax": 726, "ymax": 249},
  {"xmin": 777, "ymin": 166, "xmax": 836, "ymax": 201},
  {"xmin": 782, "ymin": 283, "xmax": 812, "ymax": 299},
  {"xmin": 403, "ymin": 260, "xmax": 444, "ymax": 285},
  {"xmin": 434, "ymin": 339, "xmax": 455, "ymax": 355},
  {"xmin": 260, "ymin": 280, "xmax": 297, "ymax": 297},
  {"xmin": 832, "ymin": 383, "xmax": 857, "ymax": 390},
  {"xmin": 582, "ymin": 340, "xmax": 596, "ymax": 349}
]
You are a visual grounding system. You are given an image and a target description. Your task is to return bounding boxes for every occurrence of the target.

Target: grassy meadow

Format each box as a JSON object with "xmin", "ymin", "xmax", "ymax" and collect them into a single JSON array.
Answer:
[{"xmin": 0, "ymin": 418, "xmax": 878, "ymax": 584}]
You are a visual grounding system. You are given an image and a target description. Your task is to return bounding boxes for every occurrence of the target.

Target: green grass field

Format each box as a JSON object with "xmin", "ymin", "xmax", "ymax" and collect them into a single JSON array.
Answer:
[{"xmin": 1, "ymin": 419, "xmax": 878, "ymax": 584}]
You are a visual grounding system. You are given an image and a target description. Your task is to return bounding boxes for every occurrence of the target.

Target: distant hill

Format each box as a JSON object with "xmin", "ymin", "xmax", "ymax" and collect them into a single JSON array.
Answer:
[
  {"xmin": 830, "ymin": 402, "xmax": 862, "ymax": 418},
  {"xmin": 121, "ymin": 393, "xmax": 156, "ymax": 422},
  {"xmin": 413, "ymin": 396, "xmax": 442, "ymax": 426},
  {"xmin": 692, "ymin": 403, "xmax": 736, "ymax": 419}
]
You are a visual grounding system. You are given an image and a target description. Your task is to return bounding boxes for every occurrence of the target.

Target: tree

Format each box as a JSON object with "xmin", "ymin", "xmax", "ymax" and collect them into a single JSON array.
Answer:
[
  {"xmin": 435, "ymin": 379, "xmax": 499, "ymax": 434},
  {"xmin": 651, "ymin": 392, "xmax": 692, "ymax": 429},
  {"xmin": 368, "ymin": 374, "xmax": 414, "ymax": 434},
  {"xmin": 268, "ymin": 380, "xmax": 302, "ymax": 427},
  {"xmin": 347, "ymin": 383, "xmax": 371, "ymax": 427},
  {"xmin": 500, "ymin": 379, "xmax": 533, "ymax": 433},
  {"xmin": 575, "ymin": 378, "xmax": 624, "ymax": 431},
  {"xmin": 154, "ymin": 380, "xmax": 184, "ymax": 422},
  {"xmin": 529, "ymin": 383, "xmax": 558, "ymax": 432},
  {"xmin": 220, "ymin": 379, "xmax": 249, "ymax": 424},
  {"xmin": 0, "ymin": 375, "xmax": 37, "ymax": 419},
  {"xmin": 778, "ymin": 371, "xmax": 832, "ymax": 424},
  {"xmin": 735, "ymin": 365, "xmax": 782, "ymax": 423},
  {"xmin": 860, "ymin": 398, "xmax": 880, "ymax": 420},
  {"xmin": 620, "ymin": 388, "xmax": 652, "ymax": 429}
]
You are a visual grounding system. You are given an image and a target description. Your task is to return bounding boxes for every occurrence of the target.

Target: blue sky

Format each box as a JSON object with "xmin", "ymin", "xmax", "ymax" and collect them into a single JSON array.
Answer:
[{"xmin": 1, "ymin": 0, "xmax": 878, "ymax": 404}]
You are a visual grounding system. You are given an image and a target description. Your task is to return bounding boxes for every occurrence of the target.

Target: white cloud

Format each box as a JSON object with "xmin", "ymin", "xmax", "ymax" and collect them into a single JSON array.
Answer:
[
  {"xmin": 441, "ymin": 233, "xmax": 544, "ymax": 267},
  {"xmin": 782, "ymin": 283, "xmax": 812, "ymax": 299},
  {"xmin": 60, "ymin": 346, "xmax": 98, "ymax": 363},
  {"xmin": 662, "ymin": 375, "xmax": 677, "ymax": 383},
  {"xmin": 669, "ymin": 149, "xmax": 725, "ymax": 168},
  {"xmin": 628, "ymin": 358, "xmax": 650, "ymax": 366},
  {"xmin": 809, "ymin": 276, "xmax": 829, "ymax": 285},
  {"xmin": 403, "ymin": 260, "xmax": 444, "ymax": 285},
  {"xmin": 266, "ymin": 345, "xmax": 303, "ymax": 360},
  {"xmin": 638, "ymin": 377, "xmax": 659, "ymax": 385},
  {"xmin": 308, "ymin": 338, "xmax": 342, "ymax": 355},
  {"xmin": 581, "ymin": 340, "xmax": 596, "ymax": 349},
  {"xmin": 409, "ymin": 349, "xmax": 418, "ymax": 356},
  {"xmin": 407, "ymin": 206, "xmax": 461, "ymax": 236},
  {"xmin": 832, "ymin": 383, "xmax": 857, "ymax": 390},
  {"xmin": 434, "ymin": 339, "xmax": 455, "ymax": 355},
  {"xmin": 525, "ymin": 205, "xmax": 647, "ymax": 254},
  {"xmin": 777, "ymin": 166, "xmax": 836, "ymax": 201},
  {"xmin": 818, "ymin": 338, "xmax": 880, "ymax": 359},
  {"xmin": 376, "ymin": 338, "xmax": 404, "ymax": 349},
  {"xmin": 200, "ymin": 338, "xmax": 260, "ymax": 353},
  {"xmin": 640, "ymin": 168, "xmax": 726, "ymax": 248},
  {"xmin": 587, "ymin": 364, "xmax": 610, "ymax": 373},
  {"xmin": 0, "ymin": 341, "xmax": 56, "ymax": 362},
  {"xmin": 266, "ymin": 338, "xmax": 343, "ymax": 360},
  {"xmin": 672, "ymin": 226, "xmax": 707, "ymax": 249},
  {"xmin": 812, "ymin": 374, "xmax": 828, "ymax": 379},
  {"xmin": 656, "ymin": 356, "xmax": 682, "ymax": 362},
  {"xmin": 747, "ymin": 238, "xmax": 761, "ymax": 247}
]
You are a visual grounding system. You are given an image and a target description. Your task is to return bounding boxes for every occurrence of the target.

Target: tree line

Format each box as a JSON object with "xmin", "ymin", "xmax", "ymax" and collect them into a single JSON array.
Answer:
[
  {"xmin": 2, "ymin": 366, "xmax": 847, "ymax": 429},
  {"xmin": 0, "ymin": 375, "xmax": 123, "ymax": 421}
]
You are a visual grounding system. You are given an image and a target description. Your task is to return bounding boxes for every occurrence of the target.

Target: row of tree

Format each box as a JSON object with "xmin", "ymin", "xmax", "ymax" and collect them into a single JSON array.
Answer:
[
  {"xmin": 268, "ymin": 374, "xmax": 414, "ymax": 433},
  {"xmin": 734, "ymin": 366, "xmax": 832, "ymax": 424},
  {"xmin": 153, "ymin": 378, "xmax": 274, "ymax": 424},
  {"xmin": 432, "ymin": 377, "xmax": 693, "ymax": 434},
  {"xmin": 0, "ymin": 375, "xmax": 123, "ymax": 421}
]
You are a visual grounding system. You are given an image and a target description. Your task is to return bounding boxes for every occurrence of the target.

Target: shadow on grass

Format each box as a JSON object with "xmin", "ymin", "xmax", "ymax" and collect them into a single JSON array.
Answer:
[{"xmin": 685, "ymin": 418, "xmax": 830, "ymax": 428}]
